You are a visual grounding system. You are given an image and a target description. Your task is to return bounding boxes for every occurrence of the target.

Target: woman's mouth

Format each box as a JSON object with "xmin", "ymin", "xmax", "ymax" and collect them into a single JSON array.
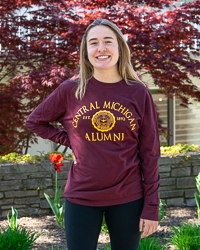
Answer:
[{"xmin": 96, "ymin": 55, "xmax": 110, "ymax": 60}]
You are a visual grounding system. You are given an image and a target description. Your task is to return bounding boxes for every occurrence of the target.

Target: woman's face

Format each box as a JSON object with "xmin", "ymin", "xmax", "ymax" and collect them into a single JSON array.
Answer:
[{"xmin": 86, "ymin": 25, "xmax": 119, "ymax": 74}]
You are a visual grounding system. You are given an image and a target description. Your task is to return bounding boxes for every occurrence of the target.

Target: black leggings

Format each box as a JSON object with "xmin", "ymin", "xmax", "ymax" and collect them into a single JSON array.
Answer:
[{"xmin": 64, "ymin": 198, "xmax": 144, "ymax": 250}]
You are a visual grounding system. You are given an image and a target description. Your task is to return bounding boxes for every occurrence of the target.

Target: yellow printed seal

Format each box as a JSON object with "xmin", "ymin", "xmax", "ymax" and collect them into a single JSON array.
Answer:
[{"xmin": 92, "ymin": 110, "xmax": 116, "ymax": 132}]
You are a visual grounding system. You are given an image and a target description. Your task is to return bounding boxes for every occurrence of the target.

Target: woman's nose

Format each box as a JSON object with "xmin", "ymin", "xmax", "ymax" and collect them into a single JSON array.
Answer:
[{"xmin": 98, "ymin": 42, "xmax": 107, "ymax": 52}]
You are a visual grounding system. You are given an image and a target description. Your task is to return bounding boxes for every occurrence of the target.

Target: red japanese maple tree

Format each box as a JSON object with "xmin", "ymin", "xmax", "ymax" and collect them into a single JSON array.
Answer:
[{"xmin": 0, "ymin": 0, "xmax": 200, "ymax": 154}]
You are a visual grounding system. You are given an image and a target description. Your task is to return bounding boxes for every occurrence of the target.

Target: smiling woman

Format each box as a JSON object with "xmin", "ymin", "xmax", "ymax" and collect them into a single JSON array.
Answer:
[{"xmin": 26, "ymin": 18, "xmax": 160, "ymax": 250}]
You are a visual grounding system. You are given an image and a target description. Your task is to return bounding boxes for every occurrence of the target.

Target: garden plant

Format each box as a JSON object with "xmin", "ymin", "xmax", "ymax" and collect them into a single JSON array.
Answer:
[
  {"xmin": 0, "ymin": 207, "xmax": 39, "ymax": 250},
  {"xmin": 7, "ymin": 206, "xmax": 18, "ymax": 230},
  {"xmin": 194, "ymin": 172, "xmax": 200, "ymax": 219},
  {"xmin": 44, "ymin": 153, "xmax": 65, "ymax": 228},
  {"xmin": 167, "ymin": 223, "xmax": 200, "ymax": 250}
]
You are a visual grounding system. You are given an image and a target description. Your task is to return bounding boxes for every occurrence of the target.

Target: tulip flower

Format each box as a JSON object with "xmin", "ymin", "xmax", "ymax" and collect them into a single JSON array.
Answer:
[
  {"xmin": 44, "ymin": 153, "xmax": 65, "ymax": 228},
  {"xmin": 50, "ymin": 153, "xmax": 64, "ymax": 173}
]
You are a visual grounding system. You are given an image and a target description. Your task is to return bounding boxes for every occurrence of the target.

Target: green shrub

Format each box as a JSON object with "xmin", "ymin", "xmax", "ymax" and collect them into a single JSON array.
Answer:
[
  {"xmin": 167, "ymin": 223, "xmax": 200, "ymax": 250},
  {"xmin": 139, "ymin": 237, "xmax": 165, "ymax": 250},
  {"xmin": 160, "ymin": 143, "xmax": 200, "ymax": 156},
  {"xmin": 0, "ymin": 226, "xmax": 39, "ymax": 250}
]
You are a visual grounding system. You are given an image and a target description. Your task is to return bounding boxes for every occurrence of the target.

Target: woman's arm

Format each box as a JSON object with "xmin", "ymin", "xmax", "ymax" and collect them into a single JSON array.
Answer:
[{"xmin": 26, "ymin": 82, "xmax": 71, "ymax": 147}]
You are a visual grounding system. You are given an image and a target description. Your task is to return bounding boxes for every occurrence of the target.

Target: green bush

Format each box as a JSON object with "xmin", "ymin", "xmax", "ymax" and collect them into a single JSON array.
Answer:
[
  {"xmin": 167, "ymin": 223, "xmax": 200, "ymax": 250},
  {"xmin": 0, "ymin": 226, "xmax": 39, "ymax": 250},
  {"xmin": 139, "ymin": 237, "xmax": 165, "ymax": 250},
  {"xmin": 160, "ymin": 143, "xmax": 200, "ymax": 156}
]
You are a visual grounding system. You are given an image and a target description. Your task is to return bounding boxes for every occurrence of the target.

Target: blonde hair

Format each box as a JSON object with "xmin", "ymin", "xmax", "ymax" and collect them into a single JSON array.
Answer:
[{"xmin": 75, "ymin": 19, "xmax": 145, "ymax": 99}]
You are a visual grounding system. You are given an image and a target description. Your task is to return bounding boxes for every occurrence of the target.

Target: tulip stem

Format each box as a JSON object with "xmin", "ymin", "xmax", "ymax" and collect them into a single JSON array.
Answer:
[{"xmin": 55, "ymin": 167, "xmax": 58, "ymax": 192}]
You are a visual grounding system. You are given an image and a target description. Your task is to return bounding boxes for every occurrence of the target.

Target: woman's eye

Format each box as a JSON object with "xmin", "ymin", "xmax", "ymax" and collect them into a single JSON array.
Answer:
[
  {"xmin": 90, "ymin": 42, "xmax": 98, "ymax": 45},
  {"xmin": 105, "ymin": 41, "xmax": 112, "ymax": 44}
]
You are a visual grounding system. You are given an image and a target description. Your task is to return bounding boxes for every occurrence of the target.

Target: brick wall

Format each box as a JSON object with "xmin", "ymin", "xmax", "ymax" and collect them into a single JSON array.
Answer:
[{"xmin": 0, "ymin": 154, "xmax": 200, "ymax": 218}]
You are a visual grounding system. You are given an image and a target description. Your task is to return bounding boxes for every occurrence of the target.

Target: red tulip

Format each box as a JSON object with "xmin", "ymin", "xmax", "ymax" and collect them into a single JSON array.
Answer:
[{"xmin": 50, "ymin": 153, "xmax": 64, "ymax": 172}]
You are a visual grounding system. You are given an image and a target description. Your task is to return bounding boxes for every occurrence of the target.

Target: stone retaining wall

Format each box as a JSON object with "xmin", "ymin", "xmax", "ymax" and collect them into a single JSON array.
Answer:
[
  {"xmin": 0, "ymin": 154, "xmax": 200, "ymax": 218},
  {"xmin": 159, "ymin": 154, "xmax": 200, "ymax": 207}
]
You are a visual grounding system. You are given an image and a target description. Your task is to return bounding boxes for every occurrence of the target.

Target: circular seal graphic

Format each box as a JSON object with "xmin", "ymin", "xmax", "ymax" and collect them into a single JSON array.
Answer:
[{"xmin": 92, "ymin": 110, "xmax": 116, "ymax": 132}]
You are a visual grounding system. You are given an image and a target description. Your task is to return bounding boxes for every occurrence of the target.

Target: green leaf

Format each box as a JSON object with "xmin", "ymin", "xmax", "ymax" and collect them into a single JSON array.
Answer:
[
  {"xmin": 44, "ymin": 193, "xmax": 59, "ymax": 217},
  {"xmin": 54, "ymin": 187, "xmax": 62, "ymax": 206}
]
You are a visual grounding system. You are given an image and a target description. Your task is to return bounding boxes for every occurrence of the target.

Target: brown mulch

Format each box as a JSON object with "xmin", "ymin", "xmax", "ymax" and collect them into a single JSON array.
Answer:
[{"xmin": 0, "ymin": 206, "xmax": 199, "ymax": 250}]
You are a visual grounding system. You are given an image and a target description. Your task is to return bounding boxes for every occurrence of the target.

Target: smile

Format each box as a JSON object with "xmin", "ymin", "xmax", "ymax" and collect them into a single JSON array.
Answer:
[{"xmin": 96, "ymin": 55, "xmax": 110, "ymax": 59}]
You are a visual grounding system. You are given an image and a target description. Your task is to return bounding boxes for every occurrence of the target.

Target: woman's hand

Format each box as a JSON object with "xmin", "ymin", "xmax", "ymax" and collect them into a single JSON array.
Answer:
[
  {"xmin": 73, "ymin": 155, "xmax": 77, "ymax": 165},
  {"xmin": 139, "ymin": 218, "xmax": 158, "ymax": 238}
]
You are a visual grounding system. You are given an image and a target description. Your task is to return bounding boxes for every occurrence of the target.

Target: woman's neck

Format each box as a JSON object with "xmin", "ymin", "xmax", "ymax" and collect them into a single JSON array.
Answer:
[{"xmin": 93, "ymin": 69, "xmax": 122, "ymax": 83}]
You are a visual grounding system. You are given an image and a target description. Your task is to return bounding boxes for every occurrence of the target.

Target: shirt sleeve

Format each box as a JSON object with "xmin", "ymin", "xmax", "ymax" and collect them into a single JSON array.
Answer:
[
  {"xmin": 138, "ymin": 90, "xmax": 160, "ymax": 221},
  {"xmin": 26, "ymin": 82, "xmax": 71, "ymax": 148}
]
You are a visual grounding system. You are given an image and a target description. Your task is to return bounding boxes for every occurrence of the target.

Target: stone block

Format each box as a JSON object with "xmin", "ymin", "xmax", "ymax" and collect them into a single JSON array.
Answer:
[
  {"xmin": 159, "ymin": 185, "xmax": 176, "ymax": 191},
  {"xmin": 170, "ymin": 156, "xmax": 183, "ymax": 165},
  {"xmin": 0, "ymin": 198, "xmax": 14, "ymax": 205},
  {"xmin": 193, "ymin": 166, "xmax": 200, "ymax": 176},
  {"xmin": 160, "ymin": 178, "xmax": 176, "ymax": 186},
  {"xmin": 0, "ymin": 192, "xmax": 3, "ymax": 199},
  {"xmin": 40, "ymin": 199, "xmax": 51, "ymax": 208},
  {"xmin": 0, "ymin": 180, "xmax": 21, "ymax": 187},
  {"xmin": 4, "ymin": 174, "xmax": 28, "ymax": 180},
  {"xmin": 31, "ymin": 204, "xmax": 40, "ymax": 208},
  {"xmin": 18, "ymin": 164, "xmax": 41, "ymax": 173},
  {"xmin": 185, "ymin": 189, "xmax": 198, "ymax": 198},
  {"xmin": 180, "ymin": 160, "xmax": 193, "ymax": 167},
  {"xmin": 159, "ymin": 165, "xmax": 171, "ymax": 173},
  {"xmin": 0, "ymin": 165, "xmax": 18, "ymax": 174},
  {"xmin": 17, "ymin": 207, "xmax": 39, "ymax": 216},
  {"xmin": 159, "ymin": 190, "xmax": 184, "ymax": 199},
  {"xmin": 1, "ymin": 210, "xmax": 12, "ymax": 218},
  {"xmin": 14, "ymin": 197, "xmax": 40, "ymax": 205},
  {"xmin": 22, "ymin": 178, "xmax": 52, "ymax": 189},
  {"xmin": 171, "ymin": 167, "xmax": 191, "ymax": 177},
  {"xmin": 62, "ymin": 160, "xmax": 71, "ymax": 170},
  {"xmin": 39, "ymin": 189, "xmax": 54, "ymax": 199},
  {"xmin": 186, "ymin": 198, "xmax": 197, "ymax": 206},
  {"xmin": 159, "ymin": 173, "xmax": 171, "ymax": 178},
  {"xmin": 159, "ymin": 156, "xmax": 173, "ymax": 165},
  {"xmin": 167, "ymin": 198, "xmax": 184, "ymax": 206},
  {"xmin": 37, "ymin": 208, "xmax": 52, "ymax": 215},
  {"xmin": 29, "ymin": 173, "xmax": 52, "ymax": 178},
  {"xmin": 58, "ymin": 180, "xmax": 67, "ymax": 187},
  {"xmin": 0, "ymin": 184, "xmax": 22, "ymax": 192},
  {"xmin": 1, "ymin": 204, "xmax": 26, "ymax": 210},
  {"xmin": 59, "ymin": 172, "xmax": 69, "ymax": 179},
  {"xmin": 177, "ymin": 177, "xmax": 196, "ymax": 189},
  {"xmin": 5, "ymin": 190, "xmax": 38, "ymax": 198}
]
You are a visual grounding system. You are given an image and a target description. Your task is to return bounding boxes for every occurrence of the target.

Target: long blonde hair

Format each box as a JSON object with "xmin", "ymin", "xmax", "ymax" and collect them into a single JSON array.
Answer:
[{"xmin": 75, "ymin": 19, "xmax": 145, "ymax": 99}]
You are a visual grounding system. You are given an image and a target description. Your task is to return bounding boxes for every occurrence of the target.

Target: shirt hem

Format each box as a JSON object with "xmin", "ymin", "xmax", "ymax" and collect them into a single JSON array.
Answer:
[{"xmin": 64, "ymin": 193, "xmax": 144, "ymax": 207}]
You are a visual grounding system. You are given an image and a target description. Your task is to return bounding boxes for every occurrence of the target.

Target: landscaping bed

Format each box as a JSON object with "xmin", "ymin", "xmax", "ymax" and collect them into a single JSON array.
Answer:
[{"xmin": 0, "ymin": 206, "xmax": 199, "ymax": 250}]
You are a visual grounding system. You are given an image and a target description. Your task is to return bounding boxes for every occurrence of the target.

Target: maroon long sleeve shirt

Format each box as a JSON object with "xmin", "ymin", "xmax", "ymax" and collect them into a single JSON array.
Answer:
[{"xmin": 26, "ymin": 77, "xmax": 160, "ymax": 221}]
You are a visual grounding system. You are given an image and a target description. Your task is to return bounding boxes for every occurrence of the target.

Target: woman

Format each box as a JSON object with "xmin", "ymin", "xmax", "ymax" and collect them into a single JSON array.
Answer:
[{"xmin": 26, "ymin": 19, "xmax": 160, "ymax": 250}]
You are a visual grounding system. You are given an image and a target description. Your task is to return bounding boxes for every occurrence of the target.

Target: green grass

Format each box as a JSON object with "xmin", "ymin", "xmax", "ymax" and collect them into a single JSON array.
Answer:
[
  {"xmin": 139, "ymin": 237, "xmax": 165, "ymax": 250},
  {"xmin": 167, "ymin": 223, "xmax": 200, "ymax": 250}
]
